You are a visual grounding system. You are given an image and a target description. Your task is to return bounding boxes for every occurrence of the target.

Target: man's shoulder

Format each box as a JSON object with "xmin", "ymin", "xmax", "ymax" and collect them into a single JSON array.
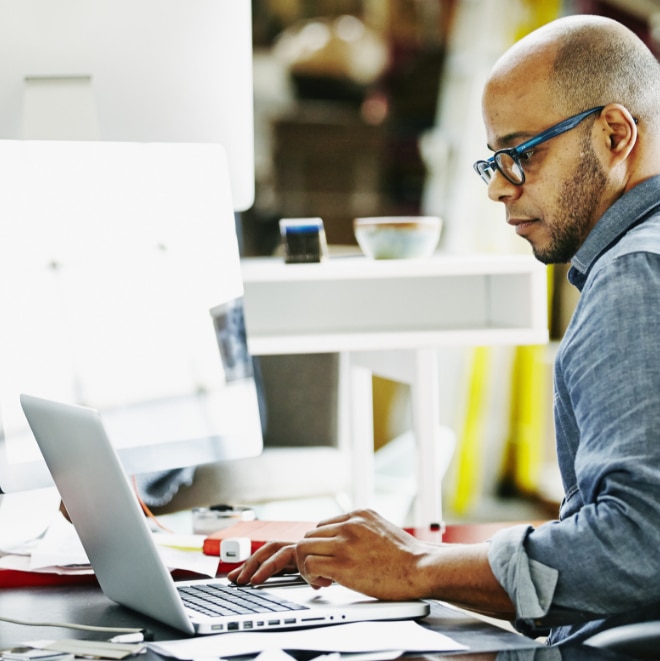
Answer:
[
  {"xmin": 582, "ymin": 213, "xmax": 660, "ymax": 291},
  {"xmin": 613, "ymin": 211, "xmax": 660, "ymax": 256}
]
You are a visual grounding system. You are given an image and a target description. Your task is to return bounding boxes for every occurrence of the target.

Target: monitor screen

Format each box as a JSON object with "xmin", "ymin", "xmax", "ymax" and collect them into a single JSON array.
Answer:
[
  {"xmin": 0, "ymin": 0, "xmax": 255, "ymax": 211},
  {"xmin": 0, "ymin": 141, "xmax": 263, "ymax": 493}
]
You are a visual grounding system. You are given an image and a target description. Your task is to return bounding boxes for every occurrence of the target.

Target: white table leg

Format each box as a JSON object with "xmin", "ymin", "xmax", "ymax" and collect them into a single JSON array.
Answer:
[
  {"xmin": 348, "ymin": 359, "xmax": 375, "ymax": 510},
  {"xmin": 410, "ymin": 348, "xmax": 443, "ymax": 528},
  {"xmin": 348, "ymin": 349, "xmax": 446, "ymax": 527}
]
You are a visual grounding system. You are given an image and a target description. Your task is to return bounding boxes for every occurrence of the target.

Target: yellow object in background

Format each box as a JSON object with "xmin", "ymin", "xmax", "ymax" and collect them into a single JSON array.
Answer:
[
  {"xmin": 450, "ymin": 346, "xmax": 492, "ymax": 514},
  {"xmin": 514, "ymin": 0, "xmax": 563, "ymax": 41},
  {"xmin": 505, "ymin": 345, "xmax": 547, "ymax": 494}
]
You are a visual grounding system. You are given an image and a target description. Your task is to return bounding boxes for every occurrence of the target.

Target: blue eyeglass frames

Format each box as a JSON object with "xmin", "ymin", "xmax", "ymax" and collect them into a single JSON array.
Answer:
[{"xmin": 473, "ymin": 105, "xmax": 605, "ymax": 186}]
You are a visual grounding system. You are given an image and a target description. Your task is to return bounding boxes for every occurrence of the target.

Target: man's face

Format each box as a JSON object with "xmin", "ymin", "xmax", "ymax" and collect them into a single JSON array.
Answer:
[{"xmin": 481, "ymin": 73, "xmax": 608, "ymax": 264}]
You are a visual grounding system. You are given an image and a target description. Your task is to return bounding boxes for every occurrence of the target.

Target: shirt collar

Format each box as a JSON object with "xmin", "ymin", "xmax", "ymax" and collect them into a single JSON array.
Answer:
[{"xmin": 569, "ymin": 175, "xmax": 660, "ymax": 290}]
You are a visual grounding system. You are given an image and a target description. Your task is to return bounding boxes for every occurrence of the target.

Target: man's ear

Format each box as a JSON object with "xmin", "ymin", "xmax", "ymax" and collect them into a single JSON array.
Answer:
[{"xmin": 598, "ymin": 103, "xmax": 637, "ymax": 163}]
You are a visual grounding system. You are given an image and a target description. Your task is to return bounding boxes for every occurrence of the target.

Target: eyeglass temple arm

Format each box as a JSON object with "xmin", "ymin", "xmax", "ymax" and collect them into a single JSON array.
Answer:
[{"xmin": 516, "ymin": 106, "xmax": 605, "ymax": 153}]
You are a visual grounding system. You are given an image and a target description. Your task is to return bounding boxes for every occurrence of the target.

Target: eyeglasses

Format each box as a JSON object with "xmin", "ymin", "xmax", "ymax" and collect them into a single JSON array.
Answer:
[{"xmin": 473, "ymin": 105, "xmax": 605, "ymax": 186}]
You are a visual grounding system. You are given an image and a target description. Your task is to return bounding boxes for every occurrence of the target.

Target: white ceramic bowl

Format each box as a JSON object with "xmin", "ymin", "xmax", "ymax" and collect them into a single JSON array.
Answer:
[{"xmin": 353, "ymin": 216, "xmax": 442, "ymax": 259}]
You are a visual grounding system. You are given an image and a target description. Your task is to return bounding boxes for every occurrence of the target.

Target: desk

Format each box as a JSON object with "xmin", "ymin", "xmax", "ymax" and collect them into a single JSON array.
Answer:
[
  {"xmin": 0, "ymin": 524, "xmax": 544, "ymax": 658},
  {"xmin": 241, "ymin": 254, "xmax": 548, "ymax": 526},
  {"xmin": 0, "ymin": 522, "xmax": 619, "ymax": 660},
  {"xmin": 0, "ymin": 588, "xmax": 545, "ymax": 659},
  {"xmin": 0, "ymin": 589, "xmax": 624, "ymax": 660}
]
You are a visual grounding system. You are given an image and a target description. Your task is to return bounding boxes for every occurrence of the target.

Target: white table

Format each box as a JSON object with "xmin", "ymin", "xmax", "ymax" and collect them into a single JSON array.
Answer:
[{"xmin": 241, "ymin": 254, "xmax": 548, "ymax": 526}]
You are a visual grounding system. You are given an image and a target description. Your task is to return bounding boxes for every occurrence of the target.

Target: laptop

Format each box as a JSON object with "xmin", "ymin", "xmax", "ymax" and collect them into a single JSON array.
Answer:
[{"xmin": 20, "ymin": 393, "xmax": 430, "ymax": 636}]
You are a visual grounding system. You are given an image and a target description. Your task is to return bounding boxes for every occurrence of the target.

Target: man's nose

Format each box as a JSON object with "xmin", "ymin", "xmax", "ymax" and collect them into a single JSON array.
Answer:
[{"xmin": 487, "ymin": 170, "xmax": 523, "ymax": 203}]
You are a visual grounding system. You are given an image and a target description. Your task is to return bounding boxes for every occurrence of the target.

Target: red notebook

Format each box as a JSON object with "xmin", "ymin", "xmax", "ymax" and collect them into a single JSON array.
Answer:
[
  {"xmin": 205, "ymin": 520, "xmax": 318, "ymax": 575},
  {"xmin": 204, "ymin": 520, "xmax": 317, "ymax": 557},
  {"xmin": 0, "ymin": 569, "xmax": 98, "ymax": 588}
]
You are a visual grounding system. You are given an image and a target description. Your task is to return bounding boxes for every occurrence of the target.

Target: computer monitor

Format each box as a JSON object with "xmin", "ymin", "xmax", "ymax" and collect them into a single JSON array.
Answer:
[
  {"xmin": 0, "ymin": 0, "xmax": 254, "ymax": 211},
  {"xmin": 0, "ymin": 0, "xmax": 262, "ymax": 493},
  {"xmin": 0, "ymin": 140, "xmax": 264, "ymax": 493}
]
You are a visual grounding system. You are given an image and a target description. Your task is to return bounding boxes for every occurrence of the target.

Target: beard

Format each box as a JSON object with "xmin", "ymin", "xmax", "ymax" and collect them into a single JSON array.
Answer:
[{"xmin": 531, "ymin": 138, "xmax": 608, "ymax": 265}]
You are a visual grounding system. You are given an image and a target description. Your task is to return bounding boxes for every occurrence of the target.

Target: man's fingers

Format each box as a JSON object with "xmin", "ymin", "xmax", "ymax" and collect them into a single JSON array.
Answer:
[
  {"xmin": 249, "ymin": 546, "xmax": 297, "ymax": 584},
  {"xmin": 227, "ymin": 552, "xmax": 262, "ymax": 584},
  {"xmin": 299, "ymin": 553, "xmax": 337, "ymax": 588},
  {"xmin": 228, "ymin": 542, "xmax": 297, "ymax": 585}
]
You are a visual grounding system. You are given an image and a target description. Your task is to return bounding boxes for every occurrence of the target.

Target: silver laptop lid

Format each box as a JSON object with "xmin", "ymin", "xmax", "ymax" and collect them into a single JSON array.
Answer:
[{"xmin": 20, "ymin": 393, "xmax": 196, "ymax": 634}]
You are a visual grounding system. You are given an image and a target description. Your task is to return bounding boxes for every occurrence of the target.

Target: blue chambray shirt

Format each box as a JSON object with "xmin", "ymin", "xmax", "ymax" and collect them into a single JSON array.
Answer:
[{"xmin": 488, "ymin": 175, "xmax": 660, "ymax": 645}]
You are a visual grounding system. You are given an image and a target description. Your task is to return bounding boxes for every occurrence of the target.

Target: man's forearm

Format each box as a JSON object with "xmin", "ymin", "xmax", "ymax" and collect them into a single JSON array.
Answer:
[{"xmin": 417, "ymin": 542, "xmax": 516, "ymax": 619}]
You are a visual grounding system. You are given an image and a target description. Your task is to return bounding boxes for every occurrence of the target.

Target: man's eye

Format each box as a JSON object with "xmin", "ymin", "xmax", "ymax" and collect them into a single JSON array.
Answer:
[{"xmin": 519, "ymin": 150, "xmax": 535, "ymax": 162}]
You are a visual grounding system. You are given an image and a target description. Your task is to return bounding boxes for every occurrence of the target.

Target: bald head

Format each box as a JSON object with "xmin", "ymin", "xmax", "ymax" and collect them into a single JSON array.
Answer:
[
  {"xmin": 487, "ymin": 15, "xmax": 660, "ymax": 132},
  {"xmin": 476, "ymin": 16, "xmax": 660, "ymax": 263}
]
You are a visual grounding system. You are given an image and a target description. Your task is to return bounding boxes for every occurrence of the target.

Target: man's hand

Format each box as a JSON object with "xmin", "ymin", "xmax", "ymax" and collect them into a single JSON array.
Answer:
[
  {"xmin": 226, "ymin": 508, "xmax": 514, "ymax": 620},
  {"xmin": 227, "ymin": 541, "xmax": 299, "ymax": 585},
  {"xmin": 60, "ymin": 500, "xmax": 71, "ymax": 522},
  {"xmin": 295, "ymin": 509, "xmax": 430, "ymax": 598},
  {"xmin": 228, "ymin": 509, "xmax": 431, "ymax": 599}
]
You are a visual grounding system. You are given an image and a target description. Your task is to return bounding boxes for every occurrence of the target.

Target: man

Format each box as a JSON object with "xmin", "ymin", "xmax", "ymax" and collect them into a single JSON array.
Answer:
[{"xmin": 229, "ymin": 15, "xmax": 660, "ymax": 645}]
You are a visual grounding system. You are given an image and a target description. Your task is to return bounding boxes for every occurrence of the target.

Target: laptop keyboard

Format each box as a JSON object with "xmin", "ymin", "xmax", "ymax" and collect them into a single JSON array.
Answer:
[{"xmin": 178, "ymin": 583, "xmax": 310, "ymax": 618}]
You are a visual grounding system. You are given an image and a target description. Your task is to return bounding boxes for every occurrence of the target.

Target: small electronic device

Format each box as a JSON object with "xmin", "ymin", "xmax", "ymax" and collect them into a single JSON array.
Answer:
[
  {"xmin": 279, "ymin": 218, "xmax": 329, "ymax": 263},
  {"xmin": 220, "ymin": 537, "xmax": 251, "ymax": 563}
]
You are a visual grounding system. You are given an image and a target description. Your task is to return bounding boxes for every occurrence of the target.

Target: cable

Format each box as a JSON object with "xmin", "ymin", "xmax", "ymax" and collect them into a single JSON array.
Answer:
[
  {"xmin": 0, "ymin": 614, "xmax": 149, "ymax": 638},
  {"xmin": 131, "ymin": 476, "xmax": 174, "ymax": 533}
]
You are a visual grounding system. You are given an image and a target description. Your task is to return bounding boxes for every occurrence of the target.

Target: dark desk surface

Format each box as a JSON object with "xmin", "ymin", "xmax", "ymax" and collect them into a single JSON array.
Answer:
[{"xmin": 1, "ymin": 584, "xmax": 632, "ymax": 660}]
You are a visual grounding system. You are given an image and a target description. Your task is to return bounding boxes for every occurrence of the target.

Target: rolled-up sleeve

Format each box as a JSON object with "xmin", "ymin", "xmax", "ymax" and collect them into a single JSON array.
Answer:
[{"xmin": 488, "ymin": 524, "xmax": 558, "ymax": 632}]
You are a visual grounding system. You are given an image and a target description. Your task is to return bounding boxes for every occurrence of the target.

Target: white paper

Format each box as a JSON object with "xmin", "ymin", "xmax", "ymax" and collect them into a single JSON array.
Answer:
[
  {"xmin": 153, "ymin": 533, "xmax": 205, "ymax": 552},
  {"xmin": 148, "ymin": 621, "xmax": 467, "ymax": 659},
  {"xmin": 29, "ymin": 516, "xmax": 89, "ymax": 569},
  {"xmin": 254, "ymin": 650, "xmax": 298, "ymax": 661},
  {"xmin": 0, "ymin": 489, "xmax": 60, "ymax": 553},
  {"xmin": 1, "ymin": 516, "xmax": 218, "ymax": 577},
  {"xmin": 155, "ymin": 545, "xmax": 220, "ymax": 577}
]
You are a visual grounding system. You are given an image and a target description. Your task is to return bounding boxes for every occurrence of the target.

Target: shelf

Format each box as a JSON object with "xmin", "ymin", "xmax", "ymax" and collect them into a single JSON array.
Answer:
[{"xmin": 241, "ymin": 254, "xmax": 548, "ymax": 355}]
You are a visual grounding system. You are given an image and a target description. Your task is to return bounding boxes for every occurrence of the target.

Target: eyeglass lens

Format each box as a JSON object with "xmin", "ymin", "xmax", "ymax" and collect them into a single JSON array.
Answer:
[
  {"xmin": 475, "ymin": 153, "xmax": 524, "ymax": 185},
  {"xmin": 494, "ymin": 152, "xmax": 525, "ymax": 184}
]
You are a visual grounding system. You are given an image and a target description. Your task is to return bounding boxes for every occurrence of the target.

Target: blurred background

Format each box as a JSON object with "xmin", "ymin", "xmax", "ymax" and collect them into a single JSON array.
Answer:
[{"xmin": 239, "ymin": 0, "xmax": 660, "ymax": 524}]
